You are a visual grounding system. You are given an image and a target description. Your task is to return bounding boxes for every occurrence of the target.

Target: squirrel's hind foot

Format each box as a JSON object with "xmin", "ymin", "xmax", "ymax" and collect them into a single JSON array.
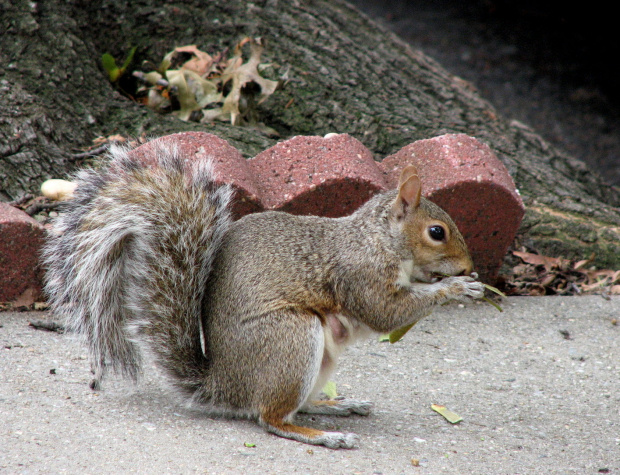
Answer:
[
  {"xmin": 300, "ymin": 398, "xmax": 373, "ymax": 417},
  {"xmin": 259, "ymin": 418, "xmax": 359, "ymax": 449}
]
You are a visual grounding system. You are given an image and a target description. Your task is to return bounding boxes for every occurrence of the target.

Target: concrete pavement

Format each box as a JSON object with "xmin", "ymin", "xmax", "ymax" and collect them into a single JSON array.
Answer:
[{"xmin": 1, "ymin": 296, "xmax": 618, "ymax": 474}]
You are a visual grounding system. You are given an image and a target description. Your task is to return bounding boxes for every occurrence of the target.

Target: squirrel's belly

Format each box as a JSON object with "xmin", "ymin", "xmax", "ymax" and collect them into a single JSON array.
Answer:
[{"xmin": 307, "ymin": 314, "xmax": 374, "ymax": 401}]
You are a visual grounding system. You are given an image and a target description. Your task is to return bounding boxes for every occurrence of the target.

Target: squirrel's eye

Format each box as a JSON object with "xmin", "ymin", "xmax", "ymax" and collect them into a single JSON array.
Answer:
[{"xmin": 428, "ymin": 225, "xmax": 445, "ymax": 241}]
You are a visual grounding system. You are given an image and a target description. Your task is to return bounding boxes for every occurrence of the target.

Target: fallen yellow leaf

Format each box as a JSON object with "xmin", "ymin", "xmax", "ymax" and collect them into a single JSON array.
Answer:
[{"xmin": 431, "ymin": 404, "xmax": 463, "ymax": 424}]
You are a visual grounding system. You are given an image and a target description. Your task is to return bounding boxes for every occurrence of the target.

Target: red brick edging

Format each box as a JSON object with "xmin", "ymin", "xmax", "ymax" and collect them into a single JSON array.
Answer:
[{"xmin": 0, "ymin": 132, "xmax": 524, "ymax": 303}]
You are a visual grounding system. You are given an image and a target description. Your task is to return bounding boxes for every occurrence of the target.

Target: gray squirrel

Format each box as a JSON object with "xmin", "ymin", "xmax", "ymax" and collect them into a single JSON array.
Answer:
[{"xmin": 43, "ymin": 141, "xmax": 484, "ymax": 449}]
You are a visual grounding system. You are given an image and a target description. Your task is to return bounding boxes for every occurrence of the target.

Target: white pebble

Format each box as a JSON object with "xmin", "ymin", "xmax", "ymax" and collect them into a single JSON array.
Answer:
[{"xmin": 41, "ymin": 179, "xmax": 77, "ymax": 201}]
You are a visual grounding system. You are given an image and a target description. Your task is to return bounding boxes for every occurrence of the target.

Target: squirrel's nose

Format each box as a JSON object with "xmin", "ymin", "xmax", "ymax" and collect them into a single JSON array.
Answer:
[{"xmin": 460, "ymin": 260, "xmax": 474, "ymax": 276}]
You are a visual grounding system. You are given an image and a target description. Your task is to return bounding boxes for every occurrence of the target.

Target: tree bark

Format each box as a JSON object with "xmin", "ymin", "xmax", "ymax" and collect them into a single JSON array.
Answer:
[{"xmin": 1, "ymin": 0, "xmax": 618, "ymax": 268}]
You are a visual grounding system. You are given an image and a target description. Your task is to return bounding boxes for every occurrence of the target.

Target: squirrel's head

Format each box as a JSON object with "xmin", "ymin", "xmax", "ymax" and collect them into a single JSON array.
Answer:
[{"xmin": 390, "ymin": 165, "xmax": 474, "ymax": 283}]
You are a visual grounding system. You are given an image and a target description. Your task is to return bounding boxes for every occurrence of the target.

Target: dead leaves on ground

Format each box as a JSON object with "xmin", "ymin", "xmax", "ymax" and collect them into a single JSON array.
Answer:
[
  {"xmin": 506, "ymin": 250, "xmax": 620, "ymax": 296},
  {"xmin": 104, "ymin": 38, "xmax": 283, "ymax": 134}
]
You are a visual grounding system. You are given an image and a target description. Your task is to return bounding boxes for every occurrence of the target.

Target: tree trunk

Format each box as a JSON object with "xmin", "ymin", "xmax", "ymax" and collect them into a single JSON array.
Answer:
[{"xmin": 1, "ymin": 0, "xmax": 618, "ymax": 268}]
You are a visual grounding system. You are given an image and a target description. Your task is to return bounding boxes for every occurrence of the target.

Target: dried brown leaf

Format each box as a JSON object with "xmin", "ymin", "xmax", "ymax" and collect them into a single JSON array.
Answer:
[
  {"xmin": 172, "ymin": 45, "xmax": 215, "ymax": 76},
  {"xmin": 513, "ymin": 251, "xmax": 563, "ymax": 272},
  {"xmin": 585, "ymin": 269, "xmax": 620, "ymax": 283},
  {"xmin": 581, "ymin": 280, "xmax": 608, "ymax": 292},
  {"xmin": 527, "ymin": 283, "xmax": 547, "ymax": 296},
  {"xmin": 216, "ymin": 37, "xmax": 280, "ymax": 125},
  {"xmin": 511, "ymin": 263, "xmax": 531, "ymax": 277},
  {"xmin": 13, "ymin": 288, "xmax": 38, "ymax": 309},
  {"xmin": 573, "ymin": 253, "xmax": 595, "ymax": 271},
  {"xmin": 539, "ymin": 273, "xmax": 556, "ymax": 287}
]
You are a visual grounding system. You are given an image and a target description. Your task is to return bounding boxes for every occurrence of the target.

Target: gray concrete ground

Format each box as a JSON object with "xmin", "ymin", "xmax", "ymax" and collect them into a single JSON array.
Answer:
[{"xmin": 1, "ymin": 296, "xmax": 618, "ymax": 474}]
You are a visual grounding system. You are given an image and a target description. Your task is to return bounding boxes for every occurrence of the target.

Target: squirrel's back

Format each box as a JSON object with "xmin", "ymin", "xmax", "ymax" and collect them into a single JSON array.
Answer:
[
  {"xmin": 204, "ymin": 196, "xmax": 397, "ymax": 331},
  {"xmin": 43, "ymin": 143, "xmax": 233, "ymax": 394}
]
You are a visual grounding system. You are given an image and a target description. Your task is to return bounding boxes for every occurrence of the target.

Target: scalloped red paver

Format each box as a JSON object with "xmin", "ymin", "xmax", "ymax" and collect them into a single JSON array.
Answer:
[
  {"xmin": 249, "ymin": 134, "xmax": 388, "ymax": 217},
  {"xmin": 0, "ymin": 203, "xmax": 46, "ymax": 303},
  {"xmin": 380, "ymin": 134, "xmax": 524, "ymax": 283},
  {"xmin": 129, "ymin": 132, "xmax": 263, "ymax": 218},
  {"xmin": 0, "ymin": 133, "xmax": 523, "ymax": 303}
]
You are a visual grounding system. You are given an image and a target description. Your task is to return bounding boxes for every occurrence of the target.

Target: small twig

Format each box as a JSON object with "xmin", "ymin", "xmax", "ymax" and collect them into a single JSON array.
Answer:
[
  {"xmin": 25, "ymin": 200, "xmax": 61, "ymax": 216},
  {"xmin": 29, "ymin": 320, "xmax": 65, "ymax": 333},
  {"xmin": 8, "ymin": 193, "xmax": 34, "ymax": 207},
  {"xmin": 559, "ymin": 329, "xmax": 572, "ymax": 340},
  {"xmin": 71, "ymin": 143, "xmax": 110, "ymax": 161},
  {"xmin": 132, "ymin": 70, "xmax": 170, "ymax": 87}
]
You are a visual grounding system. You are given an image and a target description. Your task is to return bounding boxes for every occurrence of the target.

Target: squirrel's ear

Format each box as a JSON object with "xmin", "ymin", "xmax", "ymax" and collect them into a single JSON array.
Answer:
[
  {"xmin": 398, "ymin": 165, "xmax": 419, "ymax": 188},
  {"xmin": 392, "ymin": 166, "xmax": 421, "ymax": 219},
  {"xmin": 398, "ymin": 166, "xmax": 422, "ymax": 208}
]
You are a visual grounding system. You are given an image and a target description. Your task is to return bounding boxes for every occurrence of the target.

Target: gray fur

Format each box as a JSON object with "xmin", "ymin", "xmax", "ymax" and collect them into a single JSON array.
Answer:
[{"xmin": 43, "ymin": 142, "xmax": 233, "ymax": 392}]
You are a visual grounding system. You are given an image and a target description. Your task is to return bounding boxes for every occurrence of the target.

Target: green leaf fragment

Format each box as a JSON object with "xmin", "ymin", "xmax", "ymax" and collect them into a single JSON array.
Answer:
[
  {"xmin": 102, "ymin": 47, "xmax": 136, "ymax": 83},
  {"xmin": 482, "ymin": 283, "xmax": 505, "ymax": 312},
  {"xmin": 483, "ymin": 283, "xmax": 506, "ymax": 298},
  {"xmin": 431, "ymin": 404, "xmax": 463, "ymax": 424},
  {"xmin": 101, "ymin": 53, "xmax": 120, "ymax": 82},
  {"xmin": 388, "ymin": 321, "xmax": 417, "ymax": 343},
  {"xmin": 322, "ymin": 381, "xmax": 338, "ymax": 399},
  {"xmin": 101, "ymin": 53, "xmax": 117, "ymax": 73},
  {"xmin": 121, "ymin": 46, "xmax": 137, "ymax": 71},
  {"xmin": 482, "ymin": 296, "xmax": 503, "ymax": 312},
  {"xmin": 382, "ymin": 281, "xmax": 505, "ymax": 345}
]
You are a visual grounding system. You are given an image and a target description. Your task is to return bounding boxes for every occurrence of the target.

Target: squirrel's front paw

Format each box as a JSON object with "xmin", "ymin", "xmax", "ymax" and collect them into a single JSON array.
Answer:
[{"xmin": 443, "ymin": 275, "xmax": 485, "ymax": 301}]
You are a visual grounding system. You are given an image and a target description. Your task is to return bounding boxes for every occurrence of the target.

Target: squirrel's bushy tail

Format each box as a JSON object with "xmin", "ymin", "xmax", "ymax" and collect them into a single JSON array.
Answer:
[{"xmin": 43, "ymin": 143, "xmax": 232, "ymax": 395}]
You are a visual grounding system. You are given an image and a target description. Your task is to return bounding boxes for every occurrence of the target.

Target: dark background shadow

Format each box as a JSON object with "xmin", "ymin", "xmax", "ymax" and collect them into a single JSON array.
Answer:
[{"xmin": 349, "ymin": 0, "xmax": 620, "ymax": 186}]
